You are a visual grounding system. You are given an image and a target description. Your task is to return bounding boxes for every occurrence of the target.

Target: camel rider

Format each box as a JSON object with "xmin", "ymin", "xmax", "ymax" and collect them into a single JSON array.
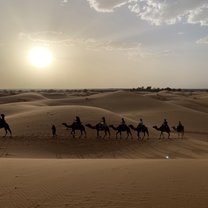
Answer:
[
  {"xmin": 121, "ymin": 118, "xmax": 126, "ymax": 126},
  {"xmin": 100, "ymin": 117, "xmax": 106, "ymax": 126},
  {"xmin": 163, "ymin": 119, "xmax": 168, "ymax": 128},
  {"xmin": 178, "ymin": 121, "xmax": 183, "ymax": 128},
  {"xmin": 138, "ymin": 118, "xmax": 144, "ymax": 127},
  {"xmin": 177, "ymin": 121, "xmax": 183, "ymax": 129},
  {"xmin": 1, "ymin": 114, "xmax": 5, "ymax": 122},
  {"xmin": 74, "ymin": 116, "xmax": 82, "ymax": 125}
]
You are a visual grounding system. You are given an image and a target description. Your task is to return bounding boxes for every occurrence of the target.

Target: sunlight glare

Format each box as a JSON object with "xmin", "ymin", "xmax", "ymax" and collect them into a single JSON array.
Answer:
[{"xmin": 28, "ymin": 46, "xmax": 53, "ymax": 68}]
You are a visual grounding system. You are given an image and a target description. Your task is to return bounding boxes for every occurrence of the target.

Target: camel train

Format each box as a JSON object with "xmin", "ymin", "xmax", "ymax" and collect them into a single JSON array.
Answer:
[
  {"xmin": 0, "ymin": 113, "xmax": 184, "ymax": 139},
  {"xmin": 61, "ymin": 116, "xmax": 184, "ymax": 140}
]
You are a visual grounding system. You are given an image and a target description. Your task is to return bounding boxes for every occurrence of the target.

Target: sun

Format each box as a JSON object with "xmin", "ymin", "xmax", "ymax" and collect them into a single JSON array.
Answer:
[{"xmin": 28, "ymin": 46, "xmax": 53, "ymax": 68}]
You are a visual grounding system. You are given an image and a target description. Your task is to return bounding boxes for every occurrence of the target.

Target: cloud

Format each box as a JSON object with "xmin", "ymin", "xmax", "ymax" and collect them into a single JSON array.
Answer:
[
  {"xmin": 187, "ymin": 4, "xmax": 208, "ymax": 26},
  {"xmin": 86, "ymin": 0, "xmax": 128, "ymax": 12},
  {"xmin": 128, "ymin": 0, "xmax": 208, "ymax": 26},
  {"xmin": 196, "ymin": 36, "xmax": 208, "ymax": 44},
  {"xmin": 19, "ymin": 31, "xmax": 172, "ymax": 59},
  {"xmin": 86, "ymin": 0, "xmax": 208, "ymax": 26},
  {"xmin": 19, "ymin": 31, "xmax": 73, "ymax": 45}
]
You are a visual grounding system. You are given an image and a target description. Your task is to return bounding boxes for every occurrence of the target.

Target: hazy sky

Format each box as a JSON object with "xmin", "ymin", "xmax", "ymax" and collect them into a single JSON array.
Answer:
[{"xmin": 0, "ymin": 0, "xmax": 208, "ymax": 89}]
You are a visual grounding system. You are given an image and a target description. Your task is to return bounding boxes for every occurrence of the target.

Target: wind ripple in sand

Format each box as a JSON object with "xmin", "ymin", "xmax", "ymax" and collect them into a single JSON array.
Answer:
[{"xmin": 0, "ymin": 159, "xmax": 208, "ymax": 208}]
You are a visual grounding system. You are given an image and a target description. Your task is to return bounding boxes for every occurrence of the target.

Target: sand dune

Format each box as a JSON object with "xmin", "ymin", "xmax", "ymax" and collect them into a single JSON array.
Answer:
[
  {"xmin": 0, "ymin": 90, "xmax": 208, "ymax": 208},
  {"xmin": 0, "ymin": 92, "xmax": 47, "ymax": 104},
  {"xmin": 0, "ymin": 90, "xmax": 207, "ymax": 159}
]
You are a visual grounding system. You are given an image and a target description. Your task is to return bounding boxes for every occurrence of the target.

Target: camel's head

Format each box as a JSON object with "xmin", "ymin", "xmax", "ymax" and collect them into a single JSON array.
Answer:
[
  {"xmin": 85, "ymin": 124, "xmax": 91, "ymax": 127},
  {"xmin": 62, "ymin": 123, "xmax": 69, "ymax": 129},
  {"xmin": 172, "ymin": 126, "xmax": 176, "ymax": 130}
]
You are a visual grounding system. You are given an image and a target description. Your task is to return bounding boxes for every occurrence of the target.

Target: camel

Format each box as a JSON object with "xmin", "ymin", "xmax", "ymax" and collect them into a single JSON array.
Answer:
[
  {"xmin": 85, "ymin": 123, "xmax": 110, "ymax": 139},
  {"xmin": 62, "ymin": 122, "xmax": 86, "ymax": 138},
  {"xmin": 172, "ymin": 125, "xmax": 184, "ymax": 138},
  {"xmin": 153, "ymin": 125, "xmax": 171, "ymax": 139},
  {"xmin": 109, "ymin": 124, "xmax": 132, "ymax": 139},
  {"xmin": 129, "ymin": 124, "xmax": 149, "ymax": 140},
  {"xmin": 0, "ymin": 118, "xmax": 12, "ymax": 137}
]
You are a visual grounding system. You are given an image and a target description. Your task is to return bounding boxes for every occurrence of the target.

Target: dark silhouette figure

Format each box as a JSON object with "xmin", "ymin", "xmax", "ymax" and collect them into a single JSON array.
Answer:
[
  {"xmin": 100, "ymin": 117, "xmax": 106, "ymax": 125},
  {"xmin": 153, "ymin": 125, "xmax": 171, "ymax": 139},
  {"xmin": 51, "ymin": 124, "xmax": 57, "ymax": 137},
  {"xmin": 129, "ymin": 124, "xmax": 149, "ymax": 140},
  {"xmin": 138, "ymin": 118, "xmax": 144, "ymax": 127},
  {"xmin": 74, "ymin": 116, "xmax": 81, "ymax": 125},
  {"xmin": 0, "ymin": 114, "xmax": 12, "ymax": 137},
  {"xmin": 121, "ymin": 118, "xmax": 126, "ymax": 125},
  {"xmin": 162, "ymin": 119, "xmax": 168, "ymax": 128},
  {"xmin": 86, "ymin": 117, "xmax": 110, "ymax": 139},
  {"xmin": 62, "ymin": 121, "xmax": 86, "ymax": 138},
  {"xmin": 109, "ymin": 124, "xmax": 132, "ymax": 139},
  {"xmin": 172, "ymin": 121, "xmax": 184, "ymax": 138},
  {"xmin": 85, "ymin": 123, "xmax": 110, "ymax": 139}
]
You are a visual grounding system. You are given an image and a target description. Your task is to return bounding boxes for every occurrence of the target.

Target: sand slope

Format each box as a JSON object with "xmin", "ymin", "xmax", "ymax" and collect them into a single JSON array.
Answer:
[
  {"xmin": 0, "ymin": 90, "xmax": 207, "ymax": 159},
  {"xmin": 0, "ymin": 159, "xmax": 208, "ymax": 208}
]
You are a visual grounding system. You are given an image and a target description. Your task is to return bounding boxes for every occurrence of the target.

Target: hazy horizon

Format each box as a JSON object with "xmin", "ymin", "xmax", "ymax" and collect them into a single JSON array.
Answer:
[{"xmin": 0, "ymin": 0, "xmax": 208, "ymax": 89}]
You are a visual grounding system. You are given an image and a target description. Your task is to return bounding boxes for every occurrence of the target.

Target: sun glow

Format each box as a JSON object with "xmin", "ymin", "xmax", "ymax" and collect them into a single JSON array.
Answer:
[{"xmin": 28, "ymin": 46, "xmax": 53, "ymax": 68}]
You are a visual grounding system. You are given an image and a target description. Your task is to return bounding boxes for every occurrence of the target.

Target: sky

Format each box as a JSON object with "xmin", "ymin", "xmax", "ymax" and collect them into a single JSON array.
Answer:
[{"xmin": 0, "ymin": 0, "xmax": 208, "ymax": 89}]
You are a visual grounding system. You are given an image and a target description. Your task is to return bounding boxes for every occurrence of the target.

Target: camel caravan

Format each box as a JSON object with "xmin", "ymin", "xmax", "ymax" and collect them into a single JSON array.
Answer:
[
  {"xmin": 61, "ymin": 116, "xmax": 184, "ymax": 140},
  {"xmin": 0, "ymin": 114, "xmax": 184, "ymax": 139}
]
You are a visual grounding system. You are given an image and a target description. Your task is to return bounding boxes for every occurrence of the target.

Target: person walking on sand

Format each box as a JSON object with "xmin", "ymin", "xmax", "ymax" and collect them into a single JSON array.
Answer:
[{"xmin": 51, "ymin": 124, "xmax": 57, "ymax": 137}]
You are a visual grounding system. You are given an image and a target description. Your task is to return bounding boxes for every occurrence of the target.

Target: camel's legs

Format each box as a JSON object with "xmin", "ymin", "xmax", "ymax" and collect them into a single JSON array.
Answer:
[
  {"xmin": 137, "ymin": 132, "xmax": 140, "ymax": 140},
  {"xmin": 146, "ymin": 131, "xmax": 149, "ymax": 138},
  {"xmin": 96, "ymin": 130, "xmax": 99, "ymax": 138},
  {"xmin": 108, "ymin": 130, "xmax": 110, "ymax": 139},
  {"xmin": 101, "ymin": 130, "xmax": 105, "ymax": 139},
  {"xmin": 168, "ymin": 132, "xmax": 170, "ymax": 139},
  {"xmin": 79, "ymin": 130, "xmax": 82, "ymax": 138},
  {"xmin": 137, "ymin": 131, "xmax": 142, "ymax": 140},
  {"xmin": 126, "ymin": 131, "xmax": 129, "ymax": 139},
  {"xmin": 129, "ymin": 131, "xmax": 133, "ymax": 139},
  {"xmin": 142, "ymin": 132, "xmax": 145, "ymax": 139},
  {"xmin": 3, "ymin": 128, "xmax": 8, "ymax": 137},
  {"xmin": 71, "ymin": 130, "xmax": 75, "ymax": 138},
  {"xmin": 84, "ymin": 130, "xmax": 87, "ymax": 138},
  {"xmin": 8, "ymin": 128, "xmax": 12, "ymax": 136},
  {"xmin": 115, "ymin": 132, "xmax": 118, "ymax": 139},
  {"xmin": 106, "ymin": 130, "xmax": 110, "ymax": 139},
  {"xmin": 119, "ymin": 131, "xmax": 122, "ymax": 139}
]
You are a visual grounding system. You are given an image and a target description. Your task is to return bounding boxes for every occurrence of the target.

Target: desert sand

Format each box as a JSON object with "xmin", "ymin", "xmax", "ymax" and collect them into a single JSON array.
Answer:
[{"xmin": 0, "ymin": 89, "xmax": 208, "ymax": 207}]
